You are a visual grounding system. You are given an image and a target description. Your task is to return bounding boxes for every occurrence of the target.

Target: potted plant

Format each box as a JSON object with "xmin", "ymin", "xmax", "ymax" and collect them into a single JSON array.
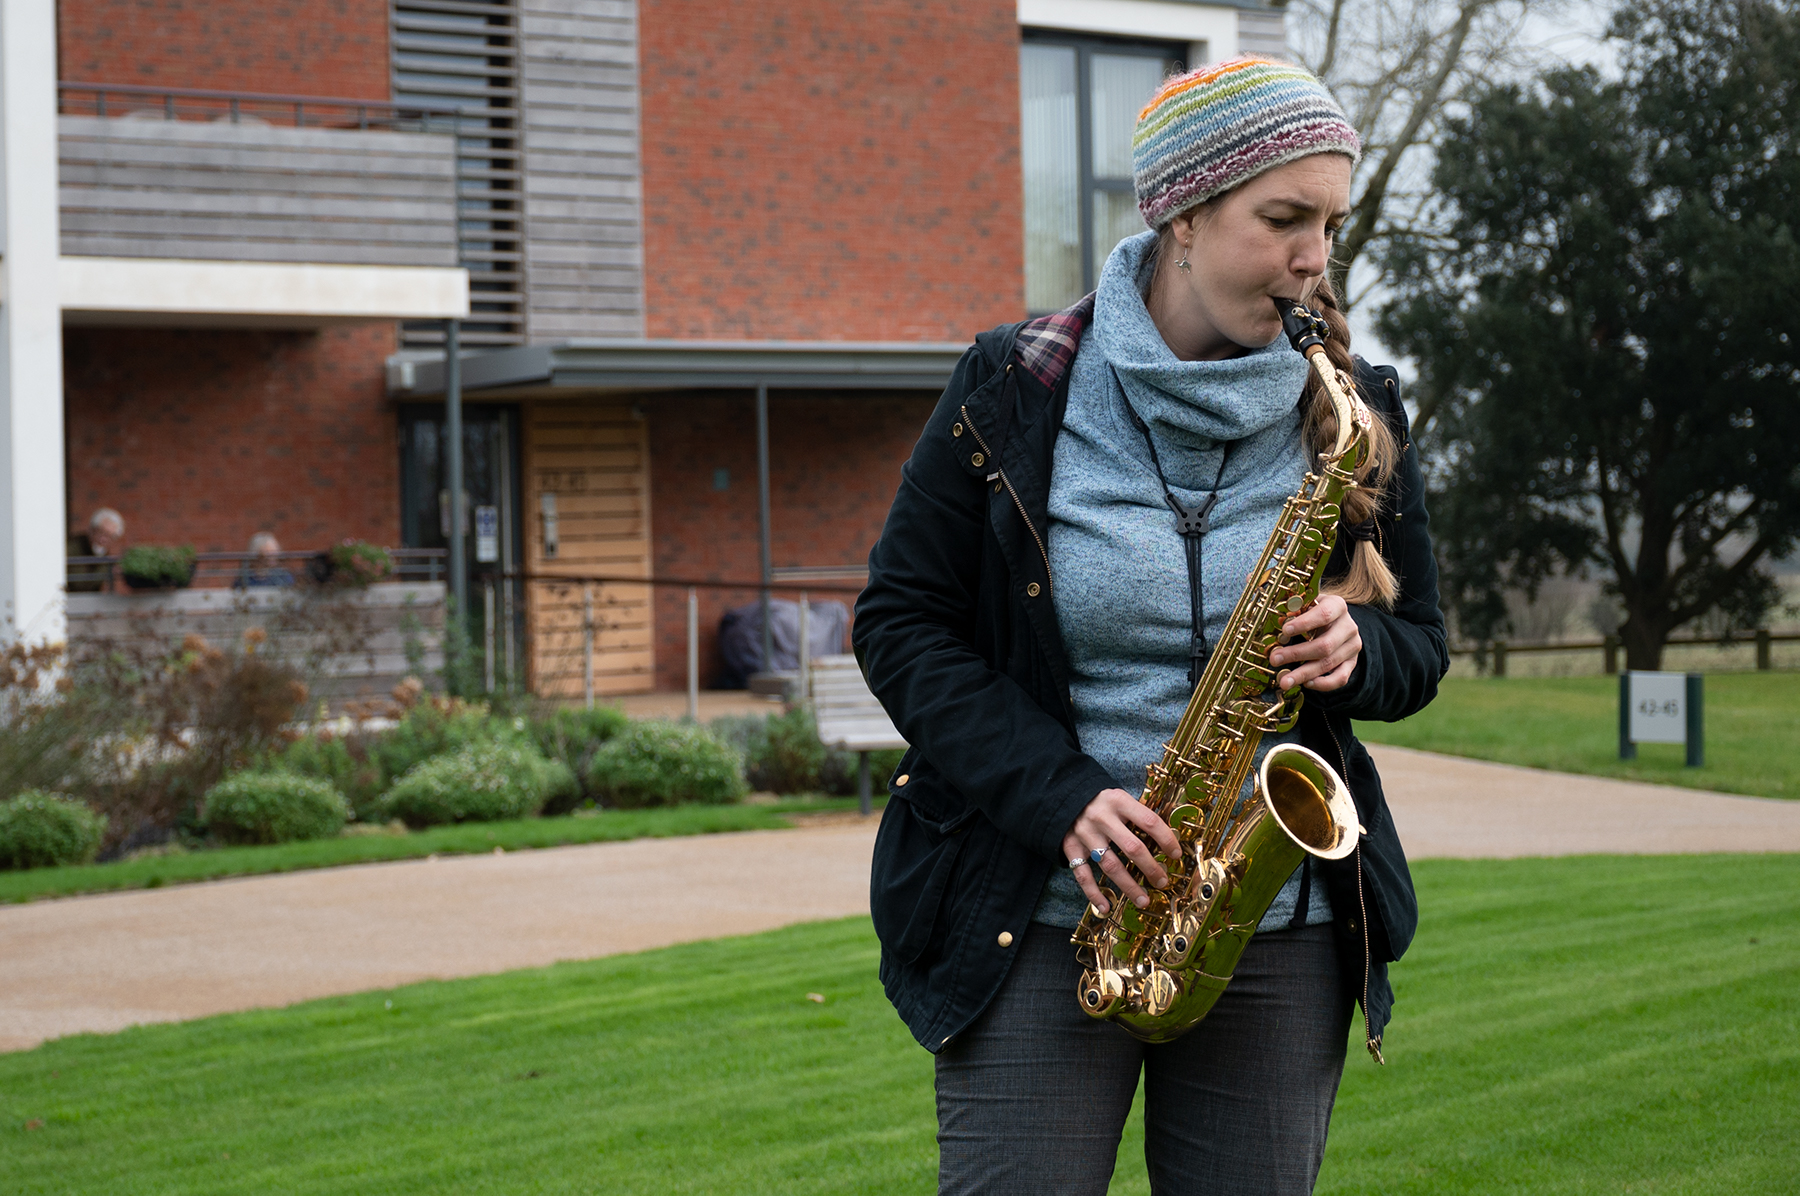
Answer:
[
  {"xmin": 118, "ymin": 544, "xmax": 198, "ymax": 591},
  {"xmin": 312, "ymin": 540, "xmax": 393, "ymax": 588}
]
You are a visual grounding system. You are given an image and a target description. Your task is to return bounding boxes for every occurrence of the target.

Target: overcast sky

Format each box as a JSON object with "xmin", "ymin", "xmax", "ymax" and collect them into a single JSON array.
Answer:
[{"xmin": 1343, "ymin": 0, "xmax": 1623, "ymax": 375}]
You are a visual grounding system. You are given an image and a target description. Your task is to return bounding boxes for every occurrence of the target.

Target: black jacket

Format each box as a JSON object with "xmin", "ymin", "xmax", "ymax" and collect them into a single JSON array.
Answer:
[{"xmin": 853, "ymin": 306, "xmax": 1448, "ymax": 1055}]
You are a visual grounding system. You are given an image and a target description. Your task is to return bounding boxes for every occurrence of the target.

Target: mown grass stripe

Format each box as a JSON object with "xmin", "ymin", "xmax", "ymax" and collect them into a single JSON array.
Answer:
[{"xmin": 3, "ymin": 856, "xmax": 1796, "ymax": 1194}]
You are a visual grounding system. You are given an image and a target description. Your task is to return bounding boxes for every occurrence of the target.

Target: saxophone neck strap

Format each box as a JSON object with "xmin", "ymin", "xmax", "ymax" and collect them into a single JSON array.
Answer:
[{"xmin": 1117, "ymin": 378, "xmax": 1231, "ymax": 688}]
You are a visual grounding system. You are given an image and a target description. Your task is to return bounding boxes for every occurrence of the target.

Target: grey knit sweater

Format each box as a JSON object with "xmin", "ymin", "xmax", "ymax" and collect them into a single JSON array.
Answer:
[{"xmin": 1034, "ymin": 231, "xmax": 1333, "ymax": 932}]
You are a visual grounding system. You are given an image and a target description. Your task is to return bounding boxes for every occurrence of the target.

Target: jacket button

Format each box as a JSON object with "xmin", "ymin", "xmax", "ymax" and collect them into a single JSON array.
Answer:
[
  {"xmin": 895, "ymin": 773, "xmax": 910, "ymax": 786},
  {"xmin": 993, "ymin": 481, "xmax": 1003, "ymax": 494},
  {"xmin": 1348, "ymin": 919, "xmax": 1359, "ymax": 932},
  {"xmin": 952, "ymin": 422, "xmax": 964, "ymax": 438},
  {"xmin": 1026, "ymin": 582, "xmax": 1040, "ymax": 598},
  {"xmin": 971, "ymin": 452, "xmax": 985, "ymax": 467},
  {"xmin": 997, "ymin": 931, "xmax": 1014, "ymax": 948}
]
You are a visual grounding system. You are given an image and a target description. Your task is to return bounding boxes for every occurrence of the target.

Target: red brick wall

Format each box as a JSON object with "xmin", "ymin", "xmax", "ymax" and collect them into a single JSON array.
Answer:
[
  {"xmin": 639, "ymin": 0, "xmax": 1024, "ymax": 340},
  {"xmin": 64, "ymin": 326, "xmax": 401, "ymax": 566},
  {"xmin": 58, "ymin": 0, "xmax": 390, "ymax": 99},
  {"xmin": 649, "ymin": 392, "xmax": 935, "ymax": 690}
]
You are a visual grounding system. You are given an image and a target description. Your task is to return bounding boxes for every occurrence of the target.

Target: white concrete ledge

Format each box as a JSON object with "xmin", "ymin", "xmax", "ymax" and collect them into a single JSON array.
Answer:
[
  {"xmin": 1018, "ymin": 0, "xmax": 1239, "ymax": 59},
  {"xmin": 43, "ymin": 256, "xmax": 469, "ymax": 326}
]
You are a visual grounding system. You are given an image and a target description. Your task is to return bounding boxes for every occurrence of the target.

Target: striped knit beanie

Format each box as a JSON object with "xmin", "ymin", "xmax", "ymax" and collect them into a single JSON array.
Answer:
[{"xmin": 1133, "ymin": 57, "xmax": 1360, "ymax": 230}]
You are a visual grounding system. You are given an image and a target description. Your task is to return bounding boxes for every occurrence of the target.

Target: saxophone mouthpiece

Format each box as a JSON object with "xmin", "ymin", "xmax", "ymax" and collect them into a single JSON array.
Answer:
[{"xmin": 1274, "ymin": 296, "xmax": 1330, "ymax": 355}]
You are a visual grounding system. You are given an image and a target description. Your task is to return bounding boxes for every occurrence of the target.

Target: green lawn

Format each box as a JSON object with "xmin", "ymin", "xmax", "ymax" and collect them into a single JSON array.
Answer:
[
  {"xmin": 0, "ymin": 797, "xmax": 883, "ymax": 905},
  {"xmin": 1355, "ymin": 673, "xmax": 1800, "ymax": 800},
  {"xmin": 3, "ymin": 855, "xmax": 1796, "ymax": 1194}
]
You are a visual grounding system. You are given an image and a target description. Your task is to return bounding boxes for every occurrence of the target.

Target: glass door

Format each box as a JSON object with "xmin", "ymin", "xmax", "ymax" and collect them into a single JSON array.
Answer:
[{"xmin": 398, "ymin": 404, "xmax": 523, "ymax": 689}]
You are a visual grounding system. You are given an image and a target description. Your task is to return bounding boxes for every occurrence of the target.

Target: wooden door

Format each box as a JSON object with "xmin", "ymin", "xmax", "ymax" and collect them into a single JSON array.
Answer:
[{"xmin": 521, "ymin": 400, "xmax": 654, "ymax": 697}]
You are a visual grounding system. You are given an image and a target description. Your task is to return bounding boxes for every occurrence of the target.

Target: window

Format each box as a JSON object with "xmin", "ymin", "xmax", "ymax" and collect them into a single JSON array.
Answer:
[{"xmin": 1021, "ymin": 34, "xmax": 1186, "ymax": 313}]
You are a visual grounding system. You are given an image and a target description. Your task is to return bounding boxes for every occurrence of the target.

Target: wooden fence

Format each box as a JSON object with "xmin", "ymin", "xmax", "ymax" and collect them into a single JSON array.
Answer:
[{"xmin": 1451, "ymin": 630, "xmax": 1799, "ymax": 676}]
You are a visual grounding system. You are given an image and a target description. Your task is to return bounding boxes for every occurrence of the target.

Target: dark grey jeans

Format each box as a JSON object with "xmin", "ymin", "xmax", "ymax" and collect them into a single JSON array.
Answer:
[{"xmin": 935, "ymin": 922, "xmax": 1352, "ymax": 1195}]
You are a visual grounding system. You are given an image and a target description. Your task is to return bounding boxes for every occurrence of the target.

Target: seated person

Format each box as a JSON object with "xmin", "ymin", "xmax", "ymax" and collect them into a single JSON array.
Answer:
[
  {"xmin": 235, "ymin": 531, "xmax": 294, "ymax": 589},
  {"xmin": 67, "ymin": 508, "xmax": 124, "ymax": 594}
]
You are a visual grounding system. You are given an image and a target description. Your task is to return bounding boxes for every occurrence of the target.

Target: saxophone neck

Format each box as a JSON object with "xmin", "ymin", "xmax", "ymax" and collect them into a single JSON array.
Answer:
[{"xmin": 1272, "ymin": 296, "xmax": 1368, "ymax": 462}]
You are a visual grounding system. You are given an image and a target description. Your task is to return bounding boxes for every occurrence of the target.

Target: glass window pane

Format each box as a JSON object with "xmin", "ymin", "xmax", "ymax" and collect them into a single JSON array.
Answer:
[
  {"xmin": 1090, "ymin": 54, "xmax": 1173, "ymax": 180},
  {"xmin": 1093, "ymin": 189, "xmax": 1149, "ymax": 282},
  {"xmin": 1021, "ymin": 43, "xmax": 1082, "ymax": 312}
]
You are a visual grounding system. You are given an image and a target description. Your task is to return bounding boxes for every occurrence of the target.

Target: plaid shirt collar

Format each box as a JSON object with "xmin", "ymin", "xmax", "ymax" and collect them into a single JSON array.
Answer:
[{"xmin": 1013, "ymin": 292, "xmax": 1095, "ymax": 390}]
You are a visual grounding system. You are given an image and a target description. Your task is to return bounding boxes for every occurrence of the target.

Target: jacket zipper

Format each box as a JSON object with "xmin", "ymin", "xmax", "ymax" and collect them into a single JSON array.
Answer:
[
  {"xmin": 961, "ymin": 397, "xmax": 1052, "ymax": 592},
  {"xmin": 1326, "ymin": 716, "xmax": 1384, "ymax": 1065}
]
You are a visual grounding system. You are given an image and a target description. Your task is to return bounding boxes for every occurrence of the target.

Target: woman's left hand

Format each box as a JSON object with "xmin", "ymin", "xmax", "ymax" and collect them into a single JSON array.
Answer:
[{"xmin": 1270, "ymin": 595, "xmax": 1361, "ymax": 692}]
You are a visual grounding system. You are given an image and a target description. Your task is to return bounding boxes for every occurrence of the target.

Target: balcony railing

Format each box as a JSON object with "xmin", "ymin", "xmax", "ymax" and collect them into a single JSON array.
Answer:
[
  {"xmin": 57, "ymin": 80, "xmax": 522, "ymax": 346},
  {"xmin": 66, "ymin": 548, "xmax": 449, "ymax": 592},
  {"xmin": 57, "ymin": 82, "xmax": 462, "ymax": 275}
]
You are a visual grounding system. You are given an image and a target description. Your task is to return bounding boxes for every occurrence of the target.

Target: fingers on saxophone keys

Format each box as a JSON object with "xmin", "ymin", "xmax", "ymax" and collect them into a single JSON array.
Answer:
[
  {"xmin": 1118, "ymin": 809, "xmax": 1178, "ymax": 883},
  {"xmin": 1097, "ymin": 837, "xmax": 1157, "ymax": 907},
  {"xmin": 1140, "ymin": 812, "xmax": 1184, "ymax": 862}
]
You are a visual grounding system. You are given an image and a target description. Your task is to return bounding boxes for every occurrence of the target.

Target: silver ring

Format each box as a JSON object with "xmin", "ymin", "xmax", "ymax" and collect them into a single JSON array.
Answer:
[
  {"xmin": 1089, "ymin": 846, "xmax": 1109, "ymax": 865},
  {"xmin": 1068, "ymin": 856, "xmax": 1086, "ymax": 869}
]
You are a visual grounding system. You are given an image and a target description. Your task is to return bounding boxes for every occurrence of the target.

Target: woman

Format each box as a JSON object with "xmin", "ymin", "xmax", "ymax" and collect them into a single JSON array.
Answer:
[{"xmin": 853, "ymin": 58, "xmax": 1448, "ymax": 1194}]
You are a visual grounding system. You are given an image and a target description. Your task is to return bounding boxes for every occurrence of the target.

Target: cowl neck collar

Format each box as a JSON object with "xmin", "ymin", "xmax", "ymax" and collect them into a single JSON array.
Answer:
[{"xmin": 1090, "ymin": 231, "xmax": 1310, "ymax": 456}]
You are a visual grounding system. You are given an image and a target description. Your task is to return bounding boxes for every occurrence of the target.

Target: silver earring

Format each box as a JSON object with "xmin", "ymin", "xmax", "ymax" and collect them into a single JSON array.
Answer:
[{"xmin": 1176, "ymin": 250, "xmax": 1191, "ymax": 272}]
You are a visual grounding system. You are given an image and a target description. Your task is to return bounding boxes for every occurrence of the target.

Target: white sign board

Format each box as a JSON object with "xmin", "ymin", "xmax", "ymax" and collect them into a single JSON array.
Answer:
[
  {"xmin": 1627, "ymin": 671, "xmax": 1687, "ymax": 744},
  {"xmin": 474, "ymin": 505, "xmax": 499, "ymax": 563}
]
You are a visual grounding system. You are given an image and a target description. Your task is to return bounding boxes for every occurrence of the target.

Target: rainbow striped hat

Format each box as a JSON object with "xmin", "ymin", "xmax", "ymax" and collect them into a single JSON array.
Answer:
[{"xmin": 1133, "ymin": 56, "xmax": 1360, "ymax": 230}]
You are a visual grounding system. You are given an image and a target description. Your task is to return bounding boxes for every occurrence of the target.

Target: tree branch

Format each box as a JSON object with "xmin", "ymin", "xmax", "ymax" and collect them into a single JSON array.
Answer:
[
  {"xmin": 1338, "ymin": 1, "xmax": 1483, "ymax": 285},
  {"xmin": 1665, "ymin": 499, "xmax": 1763, "ymax": 591},
  {"xmin": 1668, "ymin": 531, "xmax": 1778, "ymax": 627},
  {"xmin": 1319, "ymin": 0, "xmax": 1349, "ymax": 79}
]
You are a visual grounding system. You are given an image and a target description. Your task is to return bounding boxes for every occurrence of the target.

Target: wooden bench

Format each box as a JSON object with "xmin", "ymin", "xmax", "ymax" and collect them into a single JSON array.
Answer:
[{"xmin": 809, "ymin": 653, "xmax": 906, "ymax": 815}]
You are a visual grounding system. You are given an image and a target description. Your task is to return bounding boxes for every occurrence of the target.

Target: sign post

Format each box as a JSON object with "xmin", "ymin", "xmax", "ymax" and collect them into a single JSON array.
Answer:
[{"xmin": 1619, "ymin": 671, "xmax": 1704, "ymax": 767}]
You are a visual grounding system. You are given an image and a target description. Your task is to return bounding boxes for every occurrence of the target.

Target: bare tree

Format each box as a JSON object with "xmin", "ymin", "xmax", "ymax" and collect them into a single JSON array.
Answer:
[{"xmin": 1290, "ymin": 0, "xmax": 1569, "ymax": 433}]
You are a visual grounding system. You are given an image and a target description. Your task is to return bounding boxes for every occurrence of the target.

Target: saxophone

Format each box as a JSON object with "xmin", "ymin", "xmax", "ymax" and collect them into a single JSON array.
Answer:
[{"xmin": 1070, "ymin": 296, "xmax": 1371, "ymax": 1044}]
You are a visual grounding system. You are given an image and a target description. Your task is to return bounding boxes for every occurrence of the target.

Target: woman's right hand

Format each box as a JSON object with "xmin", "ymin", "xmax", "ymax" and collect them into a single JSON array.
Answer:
[{"xmin": 1061, "ymin": 789, "xmax": 1183, "ymax": 916}]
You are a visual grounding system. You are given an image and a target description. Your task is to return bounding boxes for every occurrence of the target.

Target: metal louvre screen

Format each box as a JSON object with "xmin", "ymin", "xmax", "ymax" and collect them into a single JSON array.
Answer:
[{"xmin": 393, "ymin": 0, "xmax": 525, "ymax": 347}]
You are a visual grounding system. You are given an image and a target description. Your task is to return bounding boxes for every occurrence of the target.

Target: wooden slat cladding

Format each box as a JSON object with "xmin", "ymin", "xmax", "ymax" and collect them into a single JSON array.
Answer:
[
  {"xmin": 393, "ymin": 0, "xmax": 526, "ymax": 347},
  {"xmin": 58, "ymin": 118, "xmax": 458, "ymax": 267},
  {"xmin": 523, "ymin": 400, "xmax": 653, "ymax": 697},
  {"xmin": 518, "ymin": 0, "xmax": 645, "ymax": 339}
]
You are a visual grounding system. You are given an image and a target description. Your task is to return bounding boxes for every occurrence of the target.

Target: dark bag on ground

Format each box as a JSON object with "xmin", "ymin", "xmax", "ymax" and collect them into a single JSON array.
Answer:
[{"xmin": 716, "ymin": 598, "xmax": 848, "ymax": 688}]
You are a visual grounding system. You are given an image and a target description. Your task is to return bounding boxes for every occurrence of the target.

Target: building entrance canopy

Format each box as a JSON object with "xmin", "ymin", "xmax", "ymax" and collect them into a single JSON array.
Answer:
[
  {"xmin": 386, "ymin": 339, "xmax": 967, "ymax": 399},
  {"xmin": 387, "ymin": 337, "xmax": 966, "ymax": 694}
]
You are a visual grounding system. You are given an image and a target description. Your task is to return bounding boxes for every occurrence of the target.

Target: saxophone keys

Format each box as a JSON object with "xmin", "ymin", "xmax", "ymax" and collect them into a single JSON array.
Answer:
[
  {"xmin": 1141, "ymin": 968, "xmax": 1180, "ymax": 1018},
  {"xmin": 1158, "ymin": 912, "xmax": 1204, "ymax": 968},
  {"xmin": 1078, "ymin": 969, "xmax": 1127, "ymax": 1019}
]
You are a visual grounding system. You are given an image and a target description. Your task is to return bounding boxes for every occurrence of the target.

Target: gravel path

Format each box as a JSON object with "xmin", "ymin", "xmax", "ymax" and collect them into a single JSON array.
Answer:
[{"xmin": 5, "ymin": 747, "xmax": 1798, "ymax": 1053}]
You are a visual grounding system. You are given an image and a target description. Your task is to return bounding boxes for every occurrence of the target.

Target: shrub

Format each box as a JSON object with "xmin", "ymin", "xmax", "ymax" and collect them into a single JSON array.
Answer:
[
  {"xmin": 266, "ymin": 732, "xmax": 385, "ymax": 821},
  {"xmin": 327, "ymin": 540, "xmax": 392, "ymax": 587},
  {"xmin": 117, "ymin": 544, "xmax": 197, "ymax": 589},
  {"xmin": 203, "ymin": 772, "xmax": 350, "ymax": 845},
  {"xmin": 586, "ymin": 722, "xmax": 747, "ymax": 808},
  {"xmin": 371, "ymin": 699, "xmax": 520, "ymax": 792},
  {"xmin": 0, "ymin": 642, "xmax": 131, "ymax": 806},
  {"xmin": 380, "ymin": 742, "xmax": 574, "ymax": 827},
  {"xmin": 709, "ymin": 708, "xmax": 899, "ymax": 797},
  {"xmin": 532, "ymin": 705, "xmax": 630, "ymax": 811},
  {"xmin": 0, "ymin": 791, "xmax": 108, "ymax": 870},
  {"xmin": 750, "ymin": 706, "xmax": 827, "ymax": 794}
]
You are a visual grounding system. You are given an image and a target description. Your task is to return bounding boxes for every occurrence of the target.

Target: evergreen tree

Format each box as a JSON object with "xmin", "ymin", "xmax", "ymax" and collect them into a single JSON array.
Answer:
[{"xmin": 1379, "ymin": 0, "xmax": 1800, "ymax": 667}]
